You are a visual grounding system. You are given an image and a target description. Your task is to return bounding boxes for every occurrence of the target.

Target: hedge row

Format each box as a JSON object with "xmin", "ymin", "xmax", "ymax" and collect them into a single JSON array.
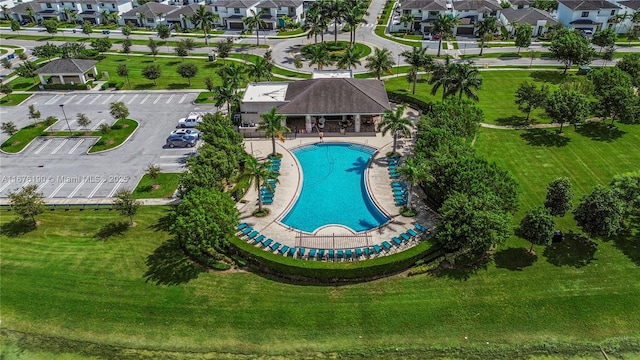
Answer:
[
  {"xmin": 387, "ymin": 91, "xmax": 434, "ymax": 113},
  {"xmin": 229, "ymin": 236, "xmax": 443, "ymax": 281},
  {"xmin": 101, "ymin": 80, "xmax": 124, "ymax": 90},
  {"xmin": 42, "ymin": 82, "xmax": 93, "ymax": 90}
]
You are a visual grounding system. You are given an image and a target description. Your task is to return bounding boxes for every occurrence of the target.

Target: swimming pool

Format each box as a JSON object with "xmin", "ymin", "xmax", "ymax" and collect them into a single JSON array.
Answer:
[{"xmin": 280, "ymin": 143, "xmax": 389, "ymax": 233}]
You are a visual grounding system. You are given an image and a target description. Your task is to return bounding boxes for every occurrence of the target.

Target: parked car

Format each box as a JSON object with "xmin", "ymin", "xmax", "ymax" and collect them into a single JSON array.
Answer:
[
  {"xmin": 165, "ymin": 134, "xmax": 198, "ymax": 148},
  {"xmin": 177, "ymin": 113, "xmax": 203, "ymax": 128},
  {"xmin": 171, "ymin": 128, "xmax": 202, "ymax": 138},
  {"xmin": 422, "ymin": 33, "xmax": 433, "ymax": 40},
  {"xmin": 433, "ymin": 33, "xmax": 441, "ymax": 40}
]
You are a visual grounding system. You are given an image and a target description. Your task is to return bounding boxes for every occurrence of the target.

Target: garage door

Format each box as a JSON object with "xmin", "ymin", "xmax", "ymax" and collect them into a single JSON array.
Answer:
[
  {"xmin": 263, "ymin": 22, "xmax": 274, "ymax": 30},
  {"xmin": 229, "ymin": 21, "xmax": 244, "ymax": 30},
  {"xmin": 456, "ymin": 26, "xmax": 474, "ymax": 35}
]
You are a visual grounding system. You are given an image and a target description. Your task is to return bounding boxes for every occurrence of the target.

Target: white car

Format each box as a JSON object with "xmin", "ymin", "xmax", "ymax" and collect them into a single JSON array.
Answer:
[
  {"xmin": 171, "ymin": 128, "xmax": 202, "ymax": 138},
  {"xmin": 177, "ymin": 114, "xmax": 203, "ymax": 128}
]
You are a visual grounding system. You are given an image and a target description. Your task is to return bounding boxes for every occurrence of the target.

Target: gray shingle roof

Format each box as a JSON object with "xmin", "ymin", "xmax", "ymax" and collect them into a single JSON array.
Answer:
[
  {"xmin": 214, "ymin": 0, "xmax": 261, "ymax": 8},
  {"xmin": 501, "ymin": 7, "xmax": 558, "ymax": 25},
  {"xmin": 557, "ymin": 0, "xmax": 620, "ymax": 10},
  {"xmin": 10, "ymin": 2, "xmax": 40, "ymax": 14},
  {"xmin": 120, "ymin": 3, "xmax": 179, "ymax": 18},
  {"xmin": 165, "ymin": 4, "xmax": 215, "ymax": 20},
  {"xmin": 277, "ymin": 79, "xmax": 391, "ymax": 115},
  {"xmin": 34, "ymin": 58, "xmax": 98, "ymax": 74},
  {"xmin": 453, "ymin": 0, "xmax": 503, "ymax": 11},
  {"xmin": 401, "ymin": 0, "xmax": 449, "ymax": 11},
  {"xmin": 617, "ymin": 0, "xmax": 640, "ymax": 10}
]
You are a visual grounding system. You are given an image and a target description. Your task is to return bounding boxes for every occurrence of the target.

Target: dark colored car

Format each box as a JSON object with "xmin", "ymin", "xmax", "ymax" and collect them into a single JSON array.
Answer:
[{"xmin": 165, "ymin": 134, "xmax": 197, "ymax": 148}]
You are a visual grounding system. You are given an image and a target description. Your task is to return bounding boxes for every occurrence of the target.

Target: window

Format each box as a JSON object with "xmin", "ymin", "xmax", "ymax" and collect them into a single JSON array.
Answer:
[
  {"xmin": 611, "ymin": 10, "xmax": 615, "ymax": 15},
  {"xmin": 87, "ymin": 4, "xmax": 92, "ymax": 9},
  {"xmin": 234, "ymin": 7, "xmax": 240, "ymax": 14},
  {"xmin": 112, "ymin": 4, "xmax": 115, "ymax": 8},
  {"xmin": 289, "ymin": 6, "xmax": 295, "ymax": 13},
  {"xmin": 46, "ymin": 3, "xmax": 52, "ymax": 8},
  {"xmin": 429, "ymin": 11, "xmax": 438, "ymax": 16},
  {"xmin": 147, "ymin": 17, "xmax": 154, "ymax": 22},
  {"xmin": 214, "ymin": 6, "xmax": 218, "ymax": 11},
  {"xmin": 581, "ymin": 11, "xmax": 589, "ymax": 17}
]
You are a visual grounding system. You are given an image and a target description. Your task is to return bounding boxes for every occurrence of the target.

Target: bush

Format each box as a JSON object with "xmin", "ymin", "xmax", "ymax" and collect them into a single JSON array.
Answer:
[
  {"xmin": 42, "ymin": 83, "xmax": 90, "ymax": 90},
  {"xmin": 387, "ymin": 91, "xmax": 434, "ymax": 113}
]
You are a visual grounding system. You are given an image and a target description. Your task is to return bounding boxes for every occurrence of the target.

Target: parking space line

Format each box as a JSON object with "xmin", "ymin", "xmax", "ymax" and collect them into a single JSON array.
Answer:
[
  {"xmin": 102, "ymin": 94, "xmax": 114, "ymax": 105},
  {"xmin": 88, "ymin": 180, "xmax": 105, "ymax": 198},
  {"xmin": 158, "ymin": 163, "xmax": 184, "ymax": 168},
  {"xmin": 49, "ymin": 182, "xmax": 66, "ymax": 198},
  {"xmin": 36, "ymin": 180, "xmax": 49, "ymax": 193},
  {"xmin": 140, "ymin": 94, "xmax": 150, "ymax": 104},
  {"xmin": 107, "ymin": 179, "xmax": 125, "ymax": 197},
  {"xmin": 63, "ymin": 95, "xmax": 77, "ymax": 104},
  {"xmin": 0, "ymin": 182, "xmax": 12, "ymax": 193},
  {"xmin": 116, "ymin": 94, "xmax": 126, "ymax": 102},
  {"xmin": 179, "ymin": 94, "xmax": 187, "ymax": 104},
  {"xmin": 45, "ymin": 95, "xmax": 61, "ymax": 105},
  {"xmin": 160, "ymin": 155, "xmax": 185, "ymax": 159},
  {"xmin": 68, "ymin": 139, "xmax": 85, "ymax": 154},
  {"xmin": 76, "ymin": 94, "xmax": 89, "ymax": 104},
  {"xmin": 153, "ymin": 95, "xmax": 163, "ymax": 104},
  {"xmin": 92, "ymin": 119, "xmax": 105, "ymax": 130},
  {"xmin": 51, "ymin": 139, "xmax": 69, "ymax": 154},
  {"xmin": 166, "ymin": 94, "xmax": 175, "ymax": 103},
  {"xmin": 68, "ymin": 180, "xmax": 86, "ymax": 198},
  {"xmin": 128, "ymin": 94, "xmax": 138, "ymax": 104},
  {"xmin": 89, "ymin": 95, "xmax": 101, "ymax": 105},
  {"xmin": 34, "ymin": 140, "xmax": 52, "ymax": 155}
]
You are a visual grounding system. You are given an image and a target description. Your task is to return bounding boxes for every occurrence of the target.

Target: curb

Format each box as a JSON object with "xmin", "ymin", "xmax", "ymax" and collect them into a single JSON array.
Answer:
[{"xmin": 87, "ymin": 118, "xmax": 139, "ymax": 154}]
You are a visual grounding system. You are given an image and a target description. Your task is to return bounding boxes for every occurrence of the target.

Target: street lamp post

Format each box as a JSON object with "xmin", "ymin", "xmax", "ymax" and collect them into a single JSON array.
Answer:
[
  {"xmin": 59, "ymin": 104, "xmax": 72, "ymax": 135},
  {"xmin": 397, "ymin": 49, "xmax": 401, "ymax": 78}
]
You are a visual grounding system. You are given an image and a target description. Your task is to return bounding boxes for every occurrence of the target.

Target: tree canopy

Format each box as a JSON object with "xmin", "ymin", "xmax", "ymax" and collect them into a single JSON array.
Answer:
[
  {"xmin": 544, "ymin": 177, "xmax": 573, "ymax": 217},
  {"xmin": 549, "ymin": 28, "xmax": 594, "ymax": 73},
  {"xmin": 573, "ymin": 185, "xmax": 625, "ymax": 238}
]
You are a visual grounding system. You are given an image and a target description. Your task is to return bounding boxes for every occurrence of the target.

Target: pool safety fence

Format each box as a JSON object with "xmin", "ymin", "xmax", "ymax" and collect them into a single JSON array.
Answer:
[{"xmin": 295, "ymin": 231, "xmax": 372, "ymax": 250}]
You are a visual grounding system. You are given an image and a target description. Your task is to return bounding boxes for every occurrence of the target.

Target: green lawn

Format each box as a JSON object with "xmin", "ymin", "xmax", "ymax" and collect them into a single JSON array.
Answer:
[
  {"xmin": 0, "ymin": 118, "xmax": 56, "ymax": 153},
  {"xmin": 132, "ymin": 173, "xmax": 181, "ymax": 199},
  {"xmin": 0, "ymin": 93, "xmax": 31, "ymax": 106},
  {"xmin": 87, "ymin": 118, "xmax": 138, "ymax": 153}
]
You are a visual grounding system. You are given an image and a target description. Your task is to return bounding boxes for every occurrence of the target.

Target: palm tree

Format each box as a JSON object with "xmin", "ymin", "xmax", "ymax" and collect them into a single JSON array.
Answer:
[
  {"xmin": 448, "ymin": 62, "xmax": 482, "ymax": 100},
  {"xmin": 243, "ymin": 9, "xmax": 267, "ymax": 46},
  {"xmin": 432, "ymin": 14, "xmax": 459, "ymax": 57},
  {"xmin": 190, "ymin": 5, "xmax": 219, "ymax": 46},
  {"xmin": 429, "ymin": 57, "xmax": 454, "ymax": 100},
  {"xmin": 609, "ymin": 13, "xmax": 629, "ymax": 33},
  {"xmin": 64, "ymin": 8, "xmax": 73, "ymax": 23},
  {"xmin": 217, "ymin": 63, "xmax": 245, "ymax": 92},
  {"xmin": 401, "ymin": 46, "xmax": 433, "ymax": 95},
  {"xmin": 213, "ymin": 80, "xmax": 241, "ymax": 117},
  {"xmin": 326, "ymin": 0, "xmax": 347, "ymax": 45},
  {"xmin": 26, "ymin": 8, "xmax": 35, "ymax": 23},
  {"xmin": 307, "ymin": 44, "xmax": 334, "ymax": 69},
  {"xmin": 342, "ymin": 4, "xmax": 366, "ymax": 44},
  {"xmin": 400, "ymin": 13, "xmax": 414, "ymax": 35},
  {"xmin": 365, "ymin": 47, "xmax": 395, "ymax": 79},
  {"xmin": 336, "ymin": 45, "xmax": 361, "ymax": 69},
  {"xmin": 257, "ymin": 107, "xmax": 290, "ymax": 156},
  {"xmin": 1, "ymin": 5, "xmax": 10, "ymax": 20},
  {"xmin": 247, "ymin": 57, "xmax": 272, "ymax": 82},
  {"xmin": 100, "ymin": 10, "xmax": 111, "ymax": 25},
  {"xmin": 397, "ymin": 157, "xmax": 429, "ymax": 209},
  {"xmin": 304, "ymin": 7, "xmax": 323, "ymax": 44},
  {"xmin": 476, "ymin": 16, "xmax": 498, "ymax": 56},
  {"xmin": 137, "ymin": 12, "xmax": 145, "ymax": 27},
  {"xmin": 379, "ymin": 104, "xmax": 414, "ymax": 154},
  {"xmin": 246, "ymin": 157, "xmax": 278, "ymax": 213}
]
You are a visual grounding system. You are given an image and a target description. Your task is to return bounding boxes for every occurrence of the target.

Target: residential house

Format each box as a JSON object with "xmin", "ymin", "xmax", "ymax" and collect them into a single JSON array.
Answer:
[
  {"xmin": 452, "ymin": 0, "xmax": 503, "ymax": 35},
  {"xmin": 613, "ymin": 0, "xmax": 640, "ymax": 33},
  {"xmin": 556, "ymin": 0, "xmax": 622, "ymax": 32},
  {"xmin": 208, "ymin": 0, "xmax": 260, "ymax": 30},
  {"xmin": 393, "ymin": 0, "xmax": 451, "ymax": 33},
  {"xmin": 257, "ymin": 0, "xmax": 305, "ymax": 29},
  {"xmin": 500, "ymin": 7, "xmax": 558, "ymax": 35},
  {"xmin": 119, "ymin": 2, "xmax": 177, "ymax": 27},
  {"xmin": 8, "ymin": 1, "xmax": 41, "ymax": 23},
  {"xmin": 164, "ymin": 3, "xmax": 216, "ymax": 29},
  {"xmin": 78, "ymin": 0, "xmax": 133, "ymax": 25},
  {"xmin": 509, "ymin": 0, "xmax": 534, "ymax": 9}
]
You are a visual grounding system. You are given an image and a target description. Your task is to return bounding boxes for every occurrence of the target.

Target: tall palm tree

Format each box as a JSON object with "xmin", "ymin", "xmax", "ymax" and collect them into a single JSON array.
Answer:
[
  {"xmin": 401, "ymin": 46, "xmax": 433, "ymax": 95},
  {"xmin": 244, "ymin": 9, "xmax": 267, "ymax": 46},
  {"xmin": 246, "ymin": 157, "xmax": 278, "ymax": 213},
  {"xmin": 476, "ymin": 16, "xmax": 498, "ymax": 56},
  {"xmin": 64, "ymin": 8, "xmax": 73, "ymax": 23},
  {"xmin": 325, "ymin": 0, "xmax": 347, "ymax": 45},
  {"xmin": 448, "ymin": 62, "xmax": 482, "ymax": 100},
  {"xmin": 400, "ymin": 13, "xmax": 414, "ymax": 35},
  {"xmin": 214, "ymin": 80, "xmax": 241, "ymax": 117},
  {"xmin": 307, "ymin": 44, "xmax": 334, "ymax": 69},
  {"xmin": 429, "ymin": 57, "xmax": 454, "ymax": 100},
  {"xmin": 397, "ymin": 157, "xmax": 429, "ymax": 209},
  {"xmin": 432, "ymin": 14, "xmax": 459, "ymax": 57},
  {"xmin": 365, "ymin": 47, "xmax": 395, "ymax": 79},
  {"xmin": 101, "ymin": 10, "xmax": 111, "ymax": 25},
  {"xmin": 217, "ymin": 63, "xmax": 246, "ymax": 92},
  {"xmin": 247, "ymin": 57, "xmax": 272, "ymax": 82},
  {"xmin": 137, "ymin": 12, "xmax": 145, "ymax": 27},
  {"xmin": 190, "ymin": 5, "xmax": 218, "ymax": 46},
  {"xmin": 342, "ymin": 4, "xmax": 366, "ymax": 44},
  {"xmin": 304, "ymin": 7, "xmax": 323, "ymax": 44},
  {"xmin": 379, "ymin": 104, "xmax": 414, "ymax": 154},
  {"xmin": 1, "ymin": 5, "xmax": 10, "ymax": 20},
  {"xmin": 336, "ymin": 46, "xmax": 361, "ymax": 69},
  {"xmin": 258, "ymin": 107, "xmax": 290, "ymax": 156},
  {"xmin": 26, "ymin": 8, "xmax": 35, "ymax": 23}
]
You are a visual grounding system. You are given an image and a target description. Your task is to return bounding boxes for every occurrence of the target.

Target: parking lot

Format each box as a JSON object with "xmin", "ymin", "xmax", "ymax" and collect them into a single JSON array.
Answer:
[{"xmin": 0, "ymin": 91, "xmax": 216, "ymax": 200}]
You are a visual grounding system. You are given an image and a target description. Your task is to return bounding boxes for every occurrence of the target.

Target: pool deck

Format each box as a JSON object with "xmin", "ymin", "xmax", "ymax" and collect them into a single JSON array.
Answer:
[{"xmin": 237, "ymin": 111, "xmax": 440, "ymax": 259}]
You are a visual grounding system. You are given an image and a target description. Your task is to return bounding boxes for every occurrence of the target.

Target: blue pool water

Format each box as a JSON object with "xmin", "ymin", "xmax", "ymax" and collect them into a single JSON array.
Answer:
[{"xmin": 281, "ymin": 143, "xmax": 389, "ymax": 233}]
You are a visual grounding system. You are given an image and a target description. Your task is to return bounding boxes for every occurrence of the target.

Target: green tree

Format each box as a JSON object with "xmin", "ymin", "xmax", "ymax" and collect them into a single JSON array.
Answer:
[
  {"xmin": 204, "ymin": 76, "xmax": 215, "ymax": 92},
  {"xmin": 147, "ymin": 37, "xmax": 159, "ymax": 59},
  {"xmin": 514, "ymin": 81, "xmax": 549, "ymax": 122},
  {"xmin": 142, "ymin": 64, "xmax": 161, "ymax": 86},
  {"xmin": 8, "ymin": 184, "xmax": 45, "ymax": 226},
  {"xmin": 28, "ymin": 105, "xmax": 41, "ymax": 124},
  {"xmin": 544, "ymin": 177, "xmax": 573, "ymax": 217},
  {"xmin": 217, "ymin": 63, "xmax": 245, "ymax": 91},
  {"xmin": 447, "ymin": 62, "xmax": 482, "ymax": 100},
  {"xmin": 156, "ymin": 24, "xmax": 171, "ymax": 50},
  {"xmin": 401, "ymin": 46, "xmax": 432, "ymax": 95},
  {"xmin": 109, "ymin": 101, "xmax": 129, "ymax": 121},
  {"xmin": 589, "ymin": 67, "xmax": 635, "ymax": 125},
  {"xmin": 591, "ymin": 28, "xmax": 616, "ymax": 54},
  {"xmin": 610, "ymin": 171, "xmax": 640, "ymax": 217},
  {"xmin": 15, "ymin": 61, "xmax": 38, "ymax": 84},
  {"xmin": 121, "ymin": 24, "xmax": 131, "ymax": 38},
  {"xmin": 544, "ymin": 89, "xmax": 590, "ymax": 132},
  {"xmin": 174, "ymin": 40, "xmax": 189, "ymax": 60},
  {"xmin": 32, "ymin": 42, "xmax": 59, "ymax": 61},
  {"xmin": 246, "ymin": 157, "xmax": 279, "ymax": 213},
  {"xmin": 10, "ymin": 19, "xmax": 21, "ymax": 34},
  {"xmin": 336, "ymin": 45, "xmax": 362, "ymax": 70},
  {"xmin": 213, "ymin": 81, "xmax": 241, "ymax": 117},
  {"xmin": 422, "ymin": 98, "xmax": 483, "ymax": 139},
  {"xmin": 215, "ymin": 38, "xmax": 233, "ymax": 62},
  {"xmin": 549, "ymin": 28, "xmax": 594, "ymax": 74},
  {"xmin": 258, "ymin": 107, "xmax": 290, "ymax": 156},
  {"xmin": 244, "ymin": 9, "xmax": 267, "ymax": 46},
  {"xmin": 121, "ymin": 38, "xmax": 132, "ymax": 54},
  {"xmin": 117, "ymin": 63, "xmax": 131, "ymax": 88},
  {"xmin": 476, "ymin": 16, "xmax": 498, "ymax": 56},
  {"xmin": 519, "ymin": 207, "xmax": 555, "ymax": 253},
  {"xmin": 190, "ymin": 5, "xmax": 219, "ymax": 46},
  {"xmin": 307, "ymin": 43, "xmax": 334, "ymax": 70},
  {"xmin": 146, "ymin": 163, "xmax": 161, "ymax": 186},
  {"xmin": 514, "ymin": 23, "xmax": 533, "ymax": 54},
  {"xmin": 379, "ymin": 103, "xmax": 414, "ymax": 154},
  {"xmin": 400, "ymin": 12, "xmax": 414, "ymax": 34},
  {"xmin": 429, "ymin": 57, "xmax": 455, "ymax": 100},
  {"xmin": 42, "ymin": 19, "xmax": 58, "ymax": 35},
  {"xmin": 365, "ymin": 47, "xmax": 395, "ymax": 79},
  {"xmin": 0, "ymin": 83, "xmax": 12, "ymax": 95},
  {"xmin": 1, "ymin": 121, "xmax": 18, "ymax": 136},
  {"xmin": 1, "ymin": 58, "xmax": 11, "ymax": 70},
  {"xmin": 82, "ymin": 22, "xmax": 93, "ymax": 37},
  {"xmin": 113, "ymin": 189, "xmax": 140, "ymax": 225},
  {"xmin": 76, "ymin": 113, "xmax": 91, "ymax": 130},
  {"xmin": 573, "ymin": 185, "xmax": 625, "ymax": 238},
  {"xmin": 247, "ymin": 57, "xmax": 272, "ymax": 82},
  {"xmin": 432, "ymin": 14, "xmax": 459, "ymax": 57},
  {"xmin": 397, "ymin": 156, "xmax": 428, "ymax": 209},
  {"xmin": 91, "ymin": 37, "xmax": 112, "ymax": 53},
  {"xmin": 176, "ymin": 62, "xmax": 199, "ymax": 86}
]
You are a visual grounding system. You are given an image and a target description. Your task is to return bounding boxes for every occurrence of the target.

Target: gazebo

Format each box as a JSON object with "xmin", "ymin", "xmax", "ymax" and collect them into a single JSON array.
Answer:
[{"xmin": 33, "ymin": 59, "xmax": 98, "ymax": 86}]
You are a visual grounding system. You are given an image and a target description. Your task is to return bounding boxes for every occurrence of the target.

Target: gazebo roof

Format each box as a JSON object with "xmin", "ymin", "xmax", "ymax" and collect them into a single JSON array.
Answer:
[{"xmin": 34, "ymin": 58, "xmax": 98, "ymax": 75}]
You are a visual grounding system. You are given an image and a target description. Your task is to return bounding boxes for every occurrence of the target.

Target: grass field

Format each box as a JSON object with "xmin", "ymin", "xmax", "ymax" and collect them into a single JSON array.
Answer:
[
  {"xmin": 0, "ymin": 93, "xmax": 32, "ymax": 106},
  {"xmin": 132, "ymin": 173, "xmax": 180, "ymax": 199}
]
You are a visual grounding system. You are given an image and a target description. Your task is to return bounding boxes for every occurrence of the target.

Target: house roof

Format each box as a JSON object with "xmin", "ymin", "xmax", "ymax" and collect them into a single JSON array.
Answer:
[
  {"xmin": 269, "ymin": 0, "xmax": 304, "ymax": 7},
  {"xmin": 10, "ymin": 2, "xmax": 40, "ymax": 14},
  {"xmin": 277, "ymin": 79, "xmax": 390, "ymax": 115},
  {"xmin": 453, "ymin": 0, "xmax": 502, "ymax": 12},
  {"xmin": 214, "ymin": 0, "xmax": 261, "ymax": 8},
  {"xmin": 165, "ymin": 4, "xmax": 215, "ymax": 20},
  {"xmin": 617, "ymin": 0, "xmax": 640, "ymax": 10},
  {"xmin": 501, "ymin": 7, "xmax": 558, "ymax": 25},
  {"xmin": 510, "ymin": 0, "xmax": 534, "ymax": 5},
  {"xmin": 120, "ymin": 3, "xmax": 178, "ymax": 18},
  {"xmin": 34, "ymin": 58, "xmax": 98, "ymax": 75},
  {"xmin": 401, "ymin": 0, "xmax": 449, "ymax": 11},
  {"xmin": 570, "ymin": 18, "xmax": 600, "ymax": 23},
  {"xmin": 557, "ymin": 0, "xmax": 620, "ymax": 10}
]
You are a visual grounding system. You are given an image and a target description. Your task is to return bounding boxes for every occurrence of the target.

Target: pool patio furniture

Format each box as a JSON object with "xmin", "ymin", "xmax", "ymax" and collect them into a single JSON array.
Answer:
[
  {"xmin": 237, "ymin": 223, "xmax": 249, "ymax": 230},
  {"xmin": 280, "ymin": 245, "xmax": 290, "ymax": 254},
  {"xmin": 288, "ymin": 247, "xmax": 296, "ymax": 257},
  {"xmin": 392, "ymin": 237, "xmax": 402, "ymax": 246},
  {"xmin": 355, "ymin": 248, "xmax": 363, "ymax": 257},
  {"xmin": 309, "ymin": 249, "xmax": 317, "ymax": 258},
  {"xmin": 262, "ymin": 238, "xmax": 273, "ymax": 248},
  {"xmin": 407, "ymin": 228, "xmax": 419, "ymax": 237},
  {"xmin": 298, "ymin": 247, "xmax": 306, "ymax": 257},
  {"xmin": 329, "ymin": 249, "xmax": 335, "ymax": 258},
  {"xmin": 337, "ymin": 250, "xmax": 344, "ymax": 259},
  {"xmin": 345, "ymin": 249, "xmax": 352, "ymax": 258},
  {"xmin": 373, "ymin": 244, "xmax": 382, "ymax": 253},
  {"xmin": 415, "ymin": 224, "xmax": 427, "ymax": 232},
  {"xmin": 400, "ymin": 233, "xmax": 411, "ymax": 242},
  {"xmin": 382, "ymin": 241, "xmax": 392, "ymax": 250},
  {"xmin": 318, "ymin": 249, "xmax": 325, "ymax": 258},
  {"xmin": 270, "ymin": 242, "xmax": 281, "ymax": 251},
  {"xmin": 246, "ymin": 231, "xmax": 259, "ymax": 240},
  {"xmin": 364, "ymin": 247, "xmax": 373, "ymax": 256},
  {"xmin": 254, "ymin": 234, "xmax": 266, "ymax": 244}
]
